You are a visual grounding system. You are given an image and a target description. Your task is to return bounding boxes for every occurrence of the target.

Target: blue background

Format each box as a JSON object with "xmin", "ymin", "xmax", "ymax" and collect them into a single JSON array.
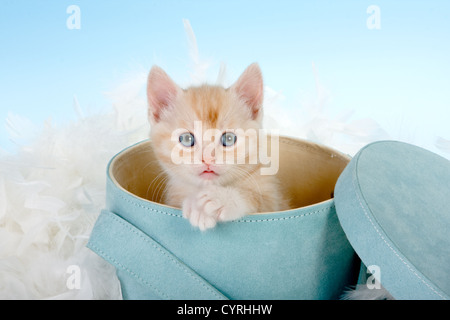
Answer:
[{"xmin": 1, "ymin": 0, "xmax": 449, "ymax": 153}]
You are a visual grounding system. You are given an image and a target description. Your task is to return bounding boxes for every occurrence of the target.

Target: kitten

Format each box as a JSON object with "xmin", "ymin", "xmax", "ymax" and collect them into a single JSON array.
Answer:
[{"xmin": 147, "ymin": 63, "xmax": 289, "ymax": 230}]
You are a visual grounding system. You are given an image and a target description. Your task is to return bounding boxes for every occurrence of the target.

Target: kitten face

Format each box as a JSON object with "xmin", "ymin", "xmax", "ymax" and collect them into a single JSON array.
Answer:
[{"xmin": 147, "ymin": 64, "xmax": 264, "ymax": 188}]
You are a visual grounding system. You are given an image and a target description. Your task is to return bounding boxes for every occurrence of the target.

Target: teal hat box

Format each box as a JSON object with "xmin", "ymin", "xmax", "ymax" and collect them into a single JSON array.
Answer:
[{"xmin": 88, "ymin": 137, "xmax": 450, "ymax": 300}]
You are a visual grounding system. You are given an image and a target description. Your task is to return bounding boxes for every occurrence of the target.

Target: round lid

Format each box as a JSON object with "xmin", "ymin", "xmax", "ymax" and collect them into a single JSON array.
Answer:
[{"xmin": 335, "ymin": 140, "xmax": 450, "ymax": 300}]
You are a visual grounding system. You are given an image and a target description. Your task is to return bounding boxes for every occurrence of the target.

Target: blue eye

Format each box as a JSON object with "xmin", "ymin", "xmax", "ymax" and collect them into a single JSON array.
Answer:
[
  {"xmin": 221, "ymin": 132, "xmax": 237, "ymax": 147},
  {"xmin": 179, "ymin": 132, "xmax": 195, "ymax": 147}
]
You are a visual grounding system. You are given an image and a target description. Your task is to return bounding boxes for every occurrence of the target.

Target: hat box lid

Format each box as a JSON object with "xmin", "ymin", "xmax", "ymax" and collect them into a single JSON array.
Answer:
[{"xmin": 334, "ymin": 140, "xmax": 450, "ymax": 300}]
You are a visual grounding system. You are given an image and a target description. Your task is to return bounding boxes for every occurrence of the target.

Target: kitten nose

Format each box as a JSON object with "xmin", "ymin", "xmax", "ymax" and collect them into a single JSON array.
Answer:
[
  {"xmin": 202, "ymin": 155, "xmax": 215, "ymax": 165},
  {"xmin": 202, "ymin": 147, "xmax": 216, "ymax": 165}
]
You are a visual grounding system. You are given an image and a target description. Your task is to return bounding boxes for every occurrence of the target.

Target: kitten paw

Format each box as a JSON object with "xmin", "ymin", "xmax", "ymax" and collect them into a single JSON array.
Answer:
[
  {"xmin": 182, "ymin": 193, "xmax": 219, "ymax": 231},
  {"xmin": 182, "ymin": 187, "xmax": 247, "ymax": 231}
]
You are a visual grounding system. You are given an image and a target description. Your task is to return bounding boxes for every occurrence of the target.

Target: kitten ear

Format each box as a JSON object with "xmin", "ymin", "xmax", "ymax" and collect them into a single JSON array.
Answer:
[
  {"xmin": 231, "ymin": 63, "xmax": 264, "ymax": 120},
  {"xmin": 147, "ymin": 66, "xmax": 180, "ymax": 123}
]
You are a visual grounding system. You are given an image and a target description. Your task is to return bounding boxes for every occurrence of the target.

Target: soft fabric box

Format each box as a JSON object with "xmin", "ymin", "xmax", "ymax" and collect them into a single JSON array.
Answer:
[
  {"xmin": 88, "ymin": 137, "xmax": 450, "ymax": 299},
  {"xmin": 87, "ymin": 136, "xmax": 359, "ymax": 299}
]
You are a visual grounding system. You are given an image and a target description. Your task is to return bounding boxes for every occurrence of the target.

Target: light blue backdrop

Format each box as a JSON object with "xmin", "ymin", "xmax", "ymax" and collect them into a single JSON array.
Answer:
[{"xmin": 1, "ymin": 1, "xmax": 449, "ymax": 154}]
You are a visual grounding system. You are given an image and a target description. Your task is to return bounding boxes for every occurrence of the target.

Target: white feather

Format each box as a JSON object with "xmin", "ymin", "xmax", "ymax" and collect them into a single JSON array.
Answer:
[
  {"xmin": 183, "ymin": 19, "xmax": 211, "ymax": 85},
  {"xmin": 341, "ymin": 285, "xmax": 394, "ymax": 300},
  {"xmin": 436, "ymin": 136, "xmax": 450, "ymax": 154}
]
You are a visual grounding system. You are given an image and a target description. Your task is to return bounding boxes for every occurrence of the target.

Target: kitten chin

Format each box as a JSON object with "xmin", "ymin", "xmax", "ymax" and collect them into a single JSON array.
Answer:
[{"xmin": 147, "ymin": 63, "xmax": 289, "ymax": 230}]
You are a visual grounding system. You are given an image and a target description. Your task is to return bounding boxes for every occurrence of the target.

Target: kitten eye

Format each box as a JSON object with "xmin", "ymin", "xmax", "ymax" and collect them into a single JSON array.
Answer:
[
  {"xmin": 179, "ymin": 132, "xmax": 195, "ymax": 147},
  {"xmin": 221, "ymin": 132, "xmax": 237, "ymax": 147}
]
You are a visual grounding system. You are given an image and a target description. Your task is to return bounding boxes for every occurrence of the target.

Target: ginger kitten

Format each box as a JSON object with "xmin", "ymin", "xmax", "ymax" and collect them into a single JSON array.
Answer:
[{"xmin": 147, "ymin": 63, "xmax": 288, "ymax": 230}]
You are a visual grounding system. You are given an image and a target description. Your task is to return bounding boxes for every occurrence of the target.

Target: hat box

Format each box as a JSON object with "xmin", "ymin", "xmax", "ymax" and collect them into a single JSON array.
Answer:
[{"xmin": 88, "ymin": 137, "xmax": 450, "ymax": 299}]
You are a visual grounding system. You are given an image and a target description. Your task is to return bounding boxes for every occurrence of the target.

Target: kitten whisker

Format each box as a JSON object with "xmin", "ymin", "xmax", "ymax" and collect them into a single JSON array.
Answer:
[
  {"xmin": 146, "ymin": 169, "xmax": 167, "ymax": 202},
  {"xmin": 158, "ymin": 183, "xmax": 171, "ymax": 205},
  {"xmin": 227, "ymin": 166, "xmax": 264, "ymax": 207},
  {"xmin": 153, "ymin": 175, "xmax": 169, "ymax": 203},
  {"xmin": 142, "ymin": 159, "xmax": 163, "ymax": 172}
]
